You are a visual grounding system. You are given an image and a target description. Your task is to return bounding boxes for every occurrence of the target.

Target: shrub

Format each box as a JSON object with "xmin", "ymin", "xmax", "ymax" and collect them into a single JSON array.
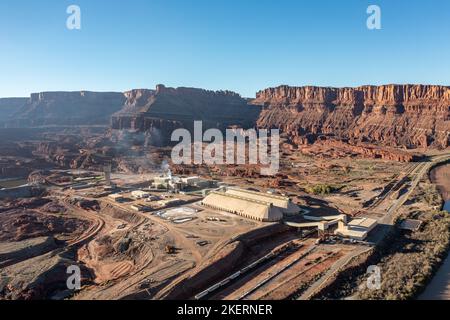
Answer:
[{"xmin": 306, "ymin": 184, "xmax": 339, "ymax": 195}]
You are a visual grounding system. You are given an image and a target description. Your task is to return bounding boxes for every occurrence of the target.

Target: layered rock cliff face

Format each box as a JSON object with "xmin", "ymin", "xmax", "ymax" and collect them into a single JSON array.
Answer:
[
  {"xmin": 0, "ymin": 98, "xmax": 28, "ymax": 127},
  {"xmin": 111, "ymin": 85, "xmax": 262, "ymax": 144},
  {"xmin": 2, "ymin": 84, "xmax": 449, "ymax": 151},
  {"xmin": 253, "ymin": 85, "xmax": 450, "ymax": 149},
  {"xmin": 9, "ymin": 91, "xmax": 126, "ymax": 127}
]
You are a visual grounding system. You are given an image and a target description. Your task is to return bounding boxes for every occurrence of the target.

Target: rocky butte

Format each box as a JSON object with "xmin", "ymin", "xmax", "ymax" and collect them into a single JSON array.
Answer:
[
  {"xmin": 0, "ymin": 98, "xmax": 28, "ymax": 127},
  {"xmin": 6, "ymin": 91, "xmax": 126, "ymax": 127},
  {"xmin": 252, "ymin": 84, "xmax": 450, "ymax": 149},
  {"xmin": 1, "ymin": 84, "xmax": 449, "ymax": 153},
  {"xmin": 111, "ymin": 84, "xmax": 262, "ymax": 144}
]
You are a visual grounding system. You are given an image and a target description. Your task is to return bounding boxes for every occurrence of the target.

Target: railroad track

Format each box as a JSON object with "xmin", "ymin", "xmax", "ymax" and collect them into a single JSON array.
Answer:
[
  {"xmin": 299, "ymin": 154, "xmax": 450, "ymax": 300},
  {"xmin": 237, "ymin": 246, "xmax": 317, "ymax": 300},
  {"xmin": 298, "ymin": 246, "xmax": 372, "ymax": 300},
  {"xmin": 367, "ymin": 162, "xmax": 422, "ymax": 210},
  {"xmin": 194, "ymin": 242, "xmax": 306, "ymax": 300}
]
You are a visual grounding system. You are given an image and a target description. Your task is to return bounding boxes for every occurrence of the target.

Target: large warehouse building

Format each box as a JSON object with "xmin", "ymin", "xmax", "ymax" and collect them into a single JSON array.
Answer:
[{"xmin": 201, "ymin": 188, "xmax": 300, "ymax": 222}]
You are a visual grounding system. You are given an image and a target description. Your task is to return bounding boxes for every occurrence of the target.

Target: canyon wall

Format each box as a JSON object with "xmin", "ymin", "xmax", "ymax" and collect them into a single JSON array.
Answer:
[
  {"xmin": 2, "ymin": 84, "xmax": 449, "ymax": 151},
  {"xmin": 0, "ymin": 98, "xmax": 28, "ymax": 127},
  {"xmin": 253, "ymin": 84, "xmax": 450, "ymax": 149},
  {"xmin": 111, "ymin": 85, "xmax": 262, "ymax": 144},
  {"xmin": 8, "ymin": 91, "xmax": 126, "ymax": 127}
]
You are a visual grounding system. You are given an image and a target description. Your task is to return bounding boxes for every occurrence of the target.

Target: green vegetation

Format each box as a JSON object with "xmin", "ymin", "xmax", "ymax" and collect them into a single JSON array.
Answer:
[
  {"xmin": 417, "ymin": 183, "xmax": 442, "ymax": 207},
  {"xmin": 357, "ymin": 210, "xmax": 450, "ymax": 300},
  {"xmin": 357, "ymin": 181, "xmax": 450, "ymax": 300},
  {"xmin": 314, "ymin": 179, "xmax": 450, "ymax": 300},
  {"xmin": 305, "ymin": 184, "xmax": 340, "ymax": 195}
]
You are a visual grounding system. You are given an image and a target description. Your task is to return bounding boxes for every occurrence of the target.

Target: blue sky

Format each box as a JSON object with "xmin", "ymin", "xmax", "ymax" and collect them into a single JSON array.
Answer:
[{"xmin": 1, "ymin": 0, "xmax": 449, "ymax": 98}]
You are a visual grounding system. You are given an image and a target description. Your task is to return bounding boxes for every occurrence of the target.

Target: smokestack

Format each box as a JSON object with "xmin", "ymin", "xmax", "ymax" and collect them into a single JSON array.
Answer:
[{"xmin": 104, "ymin": 165, "xmax": 112, "ymax": 186}]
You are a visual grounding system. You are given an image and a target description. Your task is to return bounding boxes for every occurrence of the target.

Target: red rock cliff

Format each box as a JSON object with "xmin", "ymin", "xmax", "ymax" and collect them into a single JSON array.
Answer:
[{"xmin": 252, "ymin": 84, "xmax": 450, "ymax": 149}]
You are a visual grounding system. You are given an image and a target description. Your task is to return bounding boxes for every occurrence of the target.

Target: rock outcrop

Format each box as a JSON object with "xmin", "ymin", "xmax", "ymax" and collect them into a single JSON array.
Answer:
[
  {"xmin": 9, "ymin": 91, "xmax": 126, "ymax": 127},
  {"xmin": 298, "ymin": 137, "xmax": 421, "ymax": 162},
  {"xmin": 253, "ymin": 84, "xmax": 450, "ymax": 149},
  {"xmin": 111, "ymin": 85, "xmax": 262, "ymax": 144},
  {"xmin": 0, "ymin": 98, "xmax": 28, "ymax": 127},
  {"xmin": 2, "ymin": 84, "xmax": 448, "ymax": 152}
]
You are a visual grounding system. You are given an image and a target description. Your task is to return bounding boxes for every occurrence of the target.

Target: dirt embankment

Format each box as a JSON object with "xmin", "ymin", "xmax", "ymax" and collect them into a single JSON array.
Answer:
[
  {"xmin": 0, "ymin": 197, "xmax": 96, "ymax": 300},
  {"xmin": 0, "ymin": 236, "xmax": 58, "ymax": 269},
  {"xmin": 164, "ymin": 224, "xmax": 291, "ymax": 299}
]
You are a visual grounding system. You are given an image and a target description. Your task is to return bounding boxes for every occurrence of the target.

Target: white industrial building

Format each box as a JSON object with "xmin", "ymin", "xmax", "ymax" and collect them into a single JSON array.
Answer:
[
  {"xmin": 181, "ymin": 176, "xmax": 200, "ymax": 186},
  {"xmin": 108, "ymin": 193, "xmax": 125, "ymax": 203},
  {"xmin": 131, "ymin": 190, "xmax": 151, "ymax": 199},
  {"xmin": 152, "ymin": 175, "xmax": 213, "ymax": 191},
  {"xmin": 201, "ymin": 188, "xmax": 300, "ymax": 222},
  {"xmin": 334, "ymin": 217, "xmax": 378, "ymax": 240}
]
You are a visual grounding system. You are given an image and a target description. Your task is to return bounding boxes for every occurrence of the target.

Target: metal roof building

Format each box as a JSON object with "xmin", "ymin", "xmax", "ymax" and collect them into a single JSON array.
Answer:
[
  {"xmin": 201, "ymin": 188, "xmax": 300, "ymax": 222},
  {"xmin": 225, "ymin": 188, "xmax": 300, "ymax": 215},
  {"xmin": 335, "ymin": 217, "xmax": 378, "ymax": 240}
]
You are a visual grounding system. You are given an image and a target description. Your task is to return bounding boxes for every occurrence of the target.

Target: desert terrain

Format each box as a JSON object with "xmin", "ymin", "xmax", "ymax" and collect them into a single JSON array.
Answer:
[{"xmin": 0, "ymin": 84, "xmax": 449, "ymax": 300}]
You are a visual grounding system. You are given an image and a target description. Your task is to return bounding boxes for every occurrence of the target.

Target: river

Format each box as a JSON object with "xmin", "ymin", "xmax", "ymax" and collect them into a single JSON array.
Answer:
[
  {"xmin": 419, "ymin": 163, "xmax": 450, "ymax": 300},
  {"xmin": 444, "ymin": 200, "xmax": 450, "ymax": 212}
]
